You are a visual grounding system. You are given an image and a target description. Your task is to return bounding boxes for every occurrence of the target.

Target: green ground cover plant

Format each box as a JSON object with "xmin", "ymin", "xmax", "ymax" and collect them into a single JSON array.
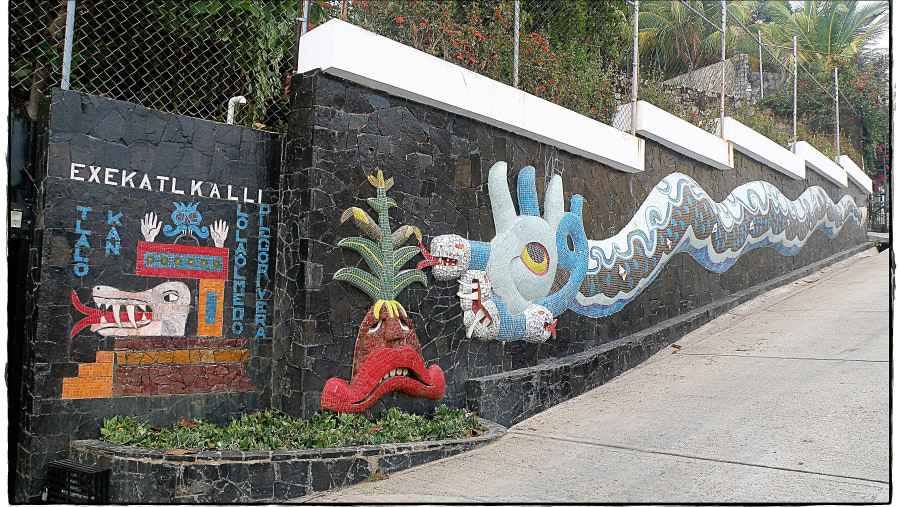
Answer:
[{"xmin": 99, "ymin": 406, "xmax": 484, "ymax": 451}]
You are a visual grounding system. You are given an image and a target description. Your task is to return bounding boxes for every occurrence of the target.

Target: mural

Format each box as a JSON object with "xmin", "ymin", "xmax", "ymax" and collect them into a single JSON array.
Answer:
[
  {"xmin": 321, "ymin": 171, "xmax": 446, "ymax": 413},
  {"xmin": 63, "ymin": 201, "xmax": 256, "ymax": 399},
  {"xmin": 423, "ymin": 161, "xmax": 865, "ymax": 342}
]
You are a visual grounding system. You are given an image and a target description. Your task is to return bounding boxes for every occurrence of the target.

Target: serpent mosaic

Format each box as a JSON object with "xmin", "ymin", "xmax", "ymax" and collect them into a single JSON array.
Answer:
[{"xmin": 422, "ymin": 161, "xmax": 865, "ymax": 342}]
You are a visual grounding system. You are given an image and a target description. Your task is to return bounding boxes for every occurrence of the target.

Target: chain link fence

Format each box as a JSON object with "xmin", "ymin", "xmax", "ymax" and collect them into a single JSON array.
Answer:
[
  {"xmin": 10, "ymin": 0, "xmax": 888, "ymax": 189},
  {"xmin": 11, "ymin": 0, "xmax": 299, "ymax": 131}
]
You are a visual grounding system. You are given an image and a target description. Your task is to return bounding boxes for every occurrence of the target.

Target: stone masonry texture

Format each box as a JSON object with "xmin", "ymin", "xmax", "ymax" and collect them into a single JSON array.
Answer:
[
  {"xmin": 15, "ymin": 75, "xmax": 867, "ymax": 501},
  {"xmin": 278, "ymin": 70, "xmax": 867, "ymax": 424}
]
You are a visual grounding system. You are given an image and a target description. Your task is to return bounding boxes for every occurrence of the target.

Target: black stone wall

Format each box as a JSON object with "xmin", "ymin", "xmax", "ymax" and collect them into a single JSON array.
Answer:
[
  {"xmin": 279, "ymin": 70, "xmax": 868, "ymax": 421},
  {"xmin": 16, "ymin": 76, "xmax": 869, "ymax": 501},
  {"xmin": 15, "ymin": 89, "xmax": 282, "ymax": 501}
]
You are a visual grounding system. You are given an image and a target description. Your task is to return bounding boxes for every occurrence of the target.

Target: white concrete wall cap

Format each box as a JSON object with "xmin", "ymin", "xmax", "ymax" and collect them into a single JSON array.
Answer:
[
  {"xmin": 719, "ymin": 117, "xmax": 805, "ymax": 179},
  {"xmin": 838, "ymin": 155, "xmax": 873, "ymax": 194},
  {"xmin": 791, "ymin": 141, "xmax": 848, "ymax": 188},
  {"xmin": 296, "ymin": 19, "xmax": 644, "ymax": 173},
  {"xmin": 614, "ymin": 101, "xmax": 733, "ymax": 171}
]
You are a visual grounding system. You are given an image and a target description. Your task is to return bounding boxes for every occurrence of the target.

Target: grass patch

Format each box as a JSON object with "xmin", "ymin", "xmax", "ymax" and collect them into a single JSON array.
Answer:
[{"xmin": 99, "ymin": 406, "xmax": 484, "ymax": 452}]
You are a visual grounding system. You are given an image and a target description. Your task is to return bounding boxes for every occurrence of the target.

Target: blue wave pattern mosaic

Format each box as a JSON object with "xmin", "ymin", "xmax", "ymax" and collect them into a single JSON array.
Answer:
[
  {"xmin": 574, "ymin": 172, "xmax": 864, "ymax": 317},
  {"xmin": 426, "ymin": 163, "xmax": 864, "ymax": 343}
]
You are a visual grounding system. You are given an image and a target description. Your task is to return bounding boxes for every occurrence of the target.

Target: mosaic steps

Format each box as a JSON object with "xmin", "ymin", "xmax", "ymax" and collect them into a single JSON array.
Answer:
[
  {"xmin": 61, "ymin": 340, "xmax": 253, "ymax": 398},
  {"xmin": 61, "ymin": 351, "xmax": 115, "ymax": 399}
]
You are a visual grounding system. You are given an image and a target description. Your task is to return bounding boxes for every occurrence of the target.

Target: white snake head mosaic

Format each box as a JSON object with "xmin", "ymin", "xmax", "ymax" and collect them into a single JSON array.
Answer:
[{"xmin": 71, "ymin": 281, "xmax": 191, "ymax": 337}]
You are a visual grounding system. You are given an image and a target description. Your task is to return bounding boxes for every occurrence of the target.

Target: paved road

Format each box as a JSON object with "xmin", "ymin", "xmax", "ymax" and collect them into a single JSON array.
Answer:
[{"xmin": 303, "ymin": 248, "xmax": 891, "ymax": 503}]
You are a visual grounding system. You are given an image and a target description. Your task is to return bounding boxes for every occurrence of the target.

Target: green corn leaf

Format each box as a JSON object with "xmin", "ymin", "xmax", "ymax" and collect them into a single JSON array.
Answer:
[
  {"xmin": 338, "ymin": 236, "xmax": 384, "ymax": 274},
  {"xmin": 393, "ymin": 269, "xmax": 427, "ymax": 295},
  {"xmin": 367, "ymin": 196, "xmax": 397, "ymax": 215},
  {"xmin": 392, "ymin": 245, "xmax": 422, "ymax": 274},
  {"xmin": 334, "ymin": 267, "xmax": 383, "ymax": 301}
]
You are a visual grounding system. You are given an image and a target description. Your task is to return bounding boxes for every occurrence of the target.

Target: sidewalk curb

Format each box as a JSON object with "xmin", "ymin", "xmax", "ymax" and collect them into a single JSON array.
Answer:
[{"xmin": 465, "ymin": 243, "xmax": 874, "ymax": 427}]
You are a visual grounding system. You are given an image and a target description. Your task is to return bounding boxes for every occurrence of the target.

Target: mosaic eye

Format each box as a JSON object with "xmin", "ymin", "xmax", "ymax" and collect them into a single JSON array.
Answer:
[
  {"xmin": 398, "ymin": 318, "xmax": 410, "ymax": 331},
  {"xmin": 162, "ymin": 290, "xmax": 180, "ymax": 302},
  {"xmin": 521, "ymin": 242, "xmax": 549, "ymax": 275},
  {"xmin": 368, "ymin": 319, "xmax": 382, "ymax": 334}
]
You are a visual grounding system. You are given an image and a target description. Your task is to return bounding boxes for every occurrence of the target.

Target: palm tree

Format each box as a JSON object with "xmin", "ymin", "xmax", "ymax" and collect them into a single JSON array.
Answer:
[
  {"xmin": 762, "ymin": 1, "xmax": 888, "ymax": 70},
  {"xmin": 635, "ymin": 1, "xmax": 758, "ymax": 80}
]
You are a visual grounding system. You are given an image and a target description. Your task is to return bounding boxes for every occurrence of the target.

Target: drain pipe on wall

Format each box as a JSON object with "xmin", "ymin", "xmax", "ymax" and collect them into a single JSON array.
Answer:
[{"xmin": 227, "ymin": 96, "xmax": 247, "ymax": 124}]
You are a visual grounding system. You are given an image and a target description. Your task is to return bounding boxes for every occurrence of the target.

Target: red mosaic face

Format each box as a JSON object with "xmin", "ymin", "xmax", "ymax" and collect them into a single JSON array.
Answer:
[{"xmin": 321, "ymin": 305, "xmax": 445, "ymax": 413}]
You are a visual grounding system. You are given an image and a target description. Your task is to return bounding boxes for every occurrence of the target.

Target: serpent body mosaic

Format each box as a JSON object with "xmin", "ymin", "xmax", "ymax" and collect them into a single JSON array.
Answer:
[{"xmin": 421, "ymin": 162, "xmax": 864, "ymax": 342}]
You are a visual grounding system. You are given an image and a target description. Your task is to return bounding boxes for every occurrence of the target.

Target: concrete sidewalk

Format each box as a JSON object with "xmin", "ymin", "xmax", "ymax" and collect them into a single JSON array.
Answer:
[{"xmin": 302, "ymin": 248, "xmax": 891, "ymax": 504}]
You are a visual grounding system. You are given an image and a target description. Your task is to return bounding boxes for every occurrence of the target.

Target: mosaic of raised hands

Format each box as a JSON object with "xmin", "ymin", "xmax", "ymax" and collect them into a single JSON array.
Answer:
[
  {"xmin": 321, "ymin": 171, "xmax": 446, "ymax": 413},
  {"xmin": 421, "ymin": 161, "xmax": 865, "ymax": 342}
]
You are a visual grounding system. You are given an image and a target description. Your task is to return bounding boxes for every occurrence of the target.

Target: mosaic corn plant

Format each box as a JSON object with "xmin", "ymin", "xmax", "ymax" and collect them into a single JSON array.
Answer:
[{"xmin": 321, "ymin": 171, "xmax": 446, "ymax": 413}]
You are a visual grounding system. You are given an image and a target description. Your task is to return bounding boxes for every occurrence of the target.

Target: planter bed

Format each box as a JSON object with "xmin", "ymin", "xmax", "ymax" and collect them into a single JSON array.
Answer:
[{"xmin": 69, "ymin": 418, "xmax": 505, "ymax": 503}]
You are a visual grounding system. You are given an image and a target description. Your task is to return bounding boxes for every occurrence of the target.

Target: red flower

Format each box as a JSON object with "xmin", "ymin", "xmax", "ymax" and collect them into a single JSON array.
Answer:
[
  {"xmin": 469, "ymin": 57, "xmax": 475, "ymax": 63},
  {"xmin": 456, "ymin": 54, "xmax": 463, "ymax": 60},
  {"xmin": 550, "ymin": 53, "xmax": 555, "ymax": 57},
  {"xmin": 542, "ymin": 46, "xmax": 548, "ymax": 51},
  {"xmin": 395, "ymin": 17, "xmax": 404, "ymax": 23},
  {"xmin": 419, "ymin": 22, "xmax": 426, "ymax": 27}
]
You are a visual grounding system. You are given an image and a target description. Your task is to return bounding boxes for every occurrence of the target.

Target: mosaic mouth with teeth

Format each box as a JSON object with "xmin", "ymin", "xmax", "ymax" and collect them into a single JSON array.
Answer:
[
  {"xmin": 70, "ymin": 291, "xmax": 154, "ymax": 337},
  {"xmin": 379, "ymin": 367, "xmax": 414, "ymax": 382}
]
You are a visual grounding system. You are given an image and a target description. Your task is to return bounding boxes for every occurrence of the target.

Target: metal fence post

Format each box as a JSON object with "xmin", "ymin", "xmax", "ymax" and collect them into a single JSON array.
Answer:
[
  {"xmin": 757, "ymin": 30, "xmax": 763, "ymax": 99},
  {"xmin": 834, "ymin": 67, "xmax": 840, "ymax": 161},
  {"xmin": 631, "ymin": 0, "xmax": 639, "ymax": 135},
  {"xmin": 719, "ymin": 0, "xmax": 726, "ymax": 137},
  {"xmin": 60, "ymin": 0, "xmax": 76, "ymax": 90},
  {"xmin": 513, "ymin": 0, "xmax": 520, "ymax": 88},
  {"xmin": 792, "ymin": 36, "xmax": 797, "ymax": 141},
  {"xmin": 295, "ymin": 0, "xmax": 310, "ymax": 73},
  {"xmin": 301, "ymin": 0, "xmax": 310, "ymax": 34}
]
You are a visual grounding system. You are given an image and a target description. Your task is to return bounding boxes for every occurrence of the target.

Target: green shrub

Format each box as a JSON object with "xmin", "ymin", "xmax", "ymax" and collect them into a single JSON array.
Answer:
[{"xmin": 99, "ymin": 406, "xmax": 484, "ymax": 451}]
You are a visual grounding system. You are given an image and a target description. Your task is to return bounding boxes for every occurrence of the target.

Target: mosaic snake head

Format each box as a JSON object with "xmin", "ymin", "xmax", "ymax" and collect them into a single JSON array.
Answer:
[
  {"xmin": 70, "ymin": 281, "xmax": 191, "ymax": 337},
  {"xmin": 427, "ymin": 162, "xmax": 588, "ymax": 342}
]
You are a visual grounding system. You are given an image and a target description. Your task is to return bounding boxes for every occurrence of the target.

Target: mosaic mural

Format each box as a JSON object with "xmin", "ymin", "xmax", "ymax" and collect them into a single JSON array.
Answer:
[
  {"xmin": 423, "ymin": 161, "xmax": 865, "ymax": 342},
  {"xmin": 63, "ymin": 201, "xmax": 256, "ymax": 399},
  {"xmin": 321, "ymin": 171, "xmax": 446, "ymax": 413}
]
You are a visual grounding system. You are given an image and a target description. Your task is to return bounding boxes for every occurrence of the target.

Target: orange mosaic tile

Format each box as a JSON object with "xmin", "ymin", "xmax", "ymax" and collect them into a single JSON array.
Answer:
[
  {"xmin": 78, "ymin": 362, "xmax": 113, "ymax": 377},
  {"xmin": 62, "ymin": 377, "xmax": 113, "ymax": 399},
  {"xmin": 197, "ymin": 279, "xmax": 226, "ymax": 337},
  {"xmin": 116, "ymin": 349, "xmax": 249, "ymax": 365},
  {"xmin": 96, "ymin": 351, "xmax": 115, "ymax": 363}
]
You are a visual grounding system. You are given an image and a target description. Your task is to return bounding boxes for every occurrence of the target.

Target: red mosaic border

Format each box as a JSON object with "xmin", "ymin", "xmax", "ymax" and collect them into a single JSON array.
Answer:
[{"xmin": 136, "ymin": 241, "xmax": 229, "ymax": 280}]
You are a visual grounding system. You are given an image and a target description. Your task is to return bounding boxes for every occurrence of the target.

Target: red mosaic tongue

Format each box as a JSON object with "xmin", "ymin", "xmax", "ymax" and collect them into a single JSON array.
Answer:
[
  {"xmin": 415, "ymin": 242, "xmax": 440, "ymax": 270},
  {"xmin": 546, "ymin": 319, "xmax": 558, "ymax": 339},
  {"xmin": 69, "ymin": 290, "xmax": 152, "ymax": 338}
]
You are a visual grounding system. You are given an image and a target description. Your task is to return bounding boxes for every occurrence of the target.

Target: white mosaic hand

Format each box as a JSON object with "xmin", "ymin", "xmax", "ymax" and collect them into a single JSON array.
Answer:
[
  {"xmin": 141, "ymin": 212, "xmax": 161, "ymax": 242},
  {"xmin": 211, "ymin": 220, "xmax": 229, "ymax": 248}
]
